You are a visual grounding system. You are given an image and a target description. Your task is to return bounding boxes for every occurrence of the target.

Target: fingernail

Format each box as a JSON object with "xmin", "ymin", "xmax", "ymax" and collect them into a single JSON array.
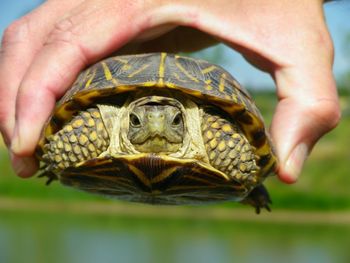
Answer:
[
  {"xmin": 283, "ymin": 143, "xmax": 309, "ymax": 183},
  {"xmin": 11, "ymin": 153, "xmax": 38, "ymax": 178},
  {"xmin": 10, "ymin": 126, "xmax": 21, "ymax": 154}
]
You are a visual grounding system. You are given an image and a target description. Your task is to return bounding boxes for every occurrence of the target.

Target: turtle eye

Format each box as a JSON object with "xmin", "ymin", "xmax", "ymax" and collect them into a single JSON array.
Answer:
[
  {"xmin": 130, "ymin": 113, "xmax": 141, "ymax": 127},
  {"xmin": 171, "ymin": 113, "xmax": 182, "ymax": 126}
]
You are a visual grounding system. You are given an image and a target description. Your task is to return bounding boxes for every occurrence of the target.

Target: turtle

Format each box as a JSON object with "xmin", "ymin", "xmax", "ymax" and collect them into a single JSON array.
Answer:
[{"xmin": 37, "ymin": 52, "xmax": 277, "ymax": 213}]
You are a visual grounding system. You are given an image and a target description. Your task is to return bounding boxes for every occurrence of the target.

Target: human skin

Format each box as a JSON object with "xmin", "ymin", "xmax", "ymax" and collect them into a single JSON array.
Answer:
[{"xmin": 0, "ymin": 0, "xmax": 341, "ymax": 183}]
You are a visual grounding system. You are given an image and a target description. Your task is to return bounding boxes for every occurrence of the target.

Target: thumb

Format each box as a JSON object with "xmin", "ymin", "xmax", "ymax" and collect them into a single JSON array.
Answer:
[{"xmin": 271, "ymin": 68, "xmax": 341, "ymax": 183}]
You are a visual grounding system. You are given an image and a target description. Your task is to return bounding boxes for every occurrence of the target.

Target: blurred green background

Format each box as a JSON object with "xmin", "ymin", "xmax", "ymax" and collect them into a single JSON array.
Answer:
[{"xmin": 0, "ymin": 1, "xmax": 350, "ymax": 263}]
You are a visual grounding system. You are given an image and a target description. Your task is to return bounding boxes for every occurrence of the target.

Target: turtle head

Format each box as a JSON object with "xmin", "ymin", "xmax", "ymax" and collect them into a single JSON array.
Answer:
[{"xmin": 127, "ymin": 104, "xmax": 184, "ymax": 153}]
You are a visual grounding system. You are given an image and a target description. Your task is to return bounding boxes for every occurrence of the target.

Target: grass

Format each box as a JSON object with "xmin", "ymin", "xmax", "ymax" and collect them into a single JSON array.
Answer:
[{"xmin": 0, "ymin": 92, "xmax": 349, "ymax": 211}]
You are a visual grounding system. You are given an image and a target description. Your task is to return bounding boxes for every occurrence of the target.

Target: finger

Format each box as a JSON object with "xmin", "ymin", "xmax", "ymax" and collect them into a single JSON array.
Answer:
[
  {"xmin": 0, "ymin": 0, "xmax": 84, "ymax": 177},
  {"xmin": 272, "ymin": 66, "xmax": 341, "ymax": 183},
  {"xmin": 11, "ymin": 0, "xmax": 152, "ymax": 156},
  {"xmin": 0, "ymin": 0, "xmax": 83, "ymax": 144},
  {"xmin": 10, "ymin": 154, "xmax": 38, "ymax": 178},
  {"xmin": 175, "ymin": 0, "xmax": 341, "ymax": 182}
]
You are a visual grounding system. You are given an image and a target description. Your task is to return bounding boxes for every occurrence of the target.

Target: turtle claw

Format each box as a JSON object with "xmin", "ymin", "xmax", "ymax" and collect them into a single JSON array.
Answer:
[
  {"xmin": 255, "ymin": 203, "xmax": 271, "ymax": 214},
  {"xmin": 38, "ymin": 166, "xmax": 58, "ymax": 185},
  {"xmin": 241, "ymin": 184, "xmax": 272, "ymax": 214}
]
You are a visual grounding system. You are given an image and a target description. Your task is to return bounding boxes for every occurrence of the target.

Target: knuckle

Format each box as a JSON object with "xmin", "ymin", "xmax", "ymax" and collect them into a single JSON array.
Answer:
[
  {"xmin": 45, "ymin": 17, "xmax": 88, "ymax": 65},
  {"xmin": 309, "ymin": 98, "xmax": 341, "ymax": 132},
  {"xmin": 311, "ymin": 28, "xmax": 334, "ymax": 61},
  {"xmin": 2, "ymin": 17, "xmax": 30, "ymax": 46},
  {"xmin": 318, "ymin": 29, "xmax": 334, "ymax": 53},
  {"xmin": 47, "ymin": 16, "xmax": 79, "ymax": 46}
]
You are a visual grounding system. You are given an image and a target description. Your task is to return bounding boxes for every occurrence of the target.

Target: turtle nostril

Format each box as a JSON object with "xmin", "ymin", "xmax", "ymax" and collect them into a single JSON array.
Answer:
[{"xmin": 147, "ymin": 113, "xmax": 164, "ymax": 120}]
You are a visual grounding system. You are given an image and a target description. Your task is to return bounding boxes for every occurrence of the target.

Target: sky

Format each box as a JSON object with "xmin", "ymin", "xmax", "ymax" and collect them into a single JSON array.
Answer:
[{"xmin": 0, "ymin": 0, "xmax": 350, "ymax": 88}]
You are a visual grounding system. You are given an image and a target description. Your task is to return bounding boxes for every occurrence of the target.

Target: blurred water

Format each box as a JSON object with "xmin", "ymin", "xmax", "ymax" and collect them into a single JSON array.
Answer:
[{"xmin": 0, "ymin": 211, "xmax": 350, "ymax": 263}]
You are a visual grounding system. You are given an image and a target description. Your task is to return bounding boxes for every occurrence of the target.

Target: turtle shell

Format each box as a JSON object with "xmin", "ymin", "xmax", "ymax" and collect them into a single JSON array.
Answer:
[
  {"xmin": 39, "ymin": 53, "xmax": 276, "ymax": 177},
  {"xmin": 38, "ymin": 53, "xmax": 277, "ymax": 204}
]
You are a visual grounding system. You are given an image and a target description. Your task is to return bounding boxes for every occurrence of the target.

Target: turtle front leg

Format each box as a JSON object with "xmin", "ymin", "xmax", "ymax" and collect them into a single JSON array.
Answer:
[
  {"xmin": 201, "ymin": 108, "xmax": 260, "ymax": 184},
  {"xmin": 200, "ymin": 107, "xmax": 272, "ymax": 213},
  {"xmin": 38, "ymin": 107, "xmax": 110, "ymax": 182}
]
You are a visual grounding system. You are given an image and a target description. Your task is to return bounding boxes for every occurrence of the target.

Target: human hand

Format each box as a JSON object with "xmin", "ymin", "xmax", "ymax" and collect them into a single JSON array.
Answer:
[{"xmin": 0, "ymin": 0, "xmax": 340, "ymax": 183}]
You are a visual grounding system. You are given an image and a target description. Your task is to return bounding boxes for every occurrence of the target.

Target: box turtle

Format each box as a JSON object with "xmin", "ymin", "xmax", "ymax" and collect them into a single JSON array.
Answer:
[{"xmin": 37, "ymin": 53, "xmax": 277, "ymax": 213}]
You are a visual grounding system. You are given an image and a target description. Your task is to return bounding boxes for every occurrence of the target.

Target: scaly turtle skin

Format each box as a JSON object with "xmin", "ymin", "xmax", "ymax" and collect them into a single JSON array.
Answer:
[{"xmin": 37, "ymin": 53, "xmax": 277, "ymax": 213}]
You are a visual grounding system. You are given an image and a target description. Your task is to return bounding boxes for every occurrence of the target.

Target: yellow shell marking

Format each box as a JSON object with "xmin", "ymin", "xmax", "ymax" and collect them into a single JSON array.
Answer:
[
  {"xmin": 127, "ymin": 165, "xmax": 151, "ymax": 188},
  {"xmin": 142, "ymin": 81, "xmax": 158, "ymax": 87},
  {"xmin": 101, "ymin": 62, "xmax": 112, "ymax": 80},
  {"xmin": 201, "ymin": 65, "xmax": 216, "ymax": 74},
  {"xmin": 112, "ymin": 57, "xmax": 128, "ymax": 64},
  {"xmin": 152, "ymin": 167, "xmax": 178, "ymax": 184},
  {"xmin": 158, "ymin": 52, "xmax": 166, "ymax": 86},
  {"xmin": 174, "ymin": 55, "xmax": 199, "ymax": 83},
  {"xmin": 102, "ymin": 62, "xmax": 118, "ymax": 85},
  {"xmin": 84, "ymin": 68, "xmax": 96, "ymax": 88},
  {"xmin": 231, "ymin": 93, "xmax": 238, "ymax": 103},
  {"xmin": 219, "ymin": 73, "xmax": 226, "ymax": 92}
]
